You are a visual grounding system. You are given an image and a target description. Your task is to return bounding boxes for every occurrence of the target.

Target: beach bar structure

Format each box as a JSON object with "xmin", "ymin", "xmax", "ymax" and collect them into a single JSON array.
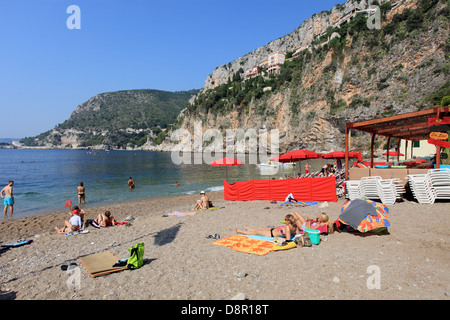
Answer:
[{"xmin": 344, "ymin": 106, "xmax": 450, "ymax": 180}]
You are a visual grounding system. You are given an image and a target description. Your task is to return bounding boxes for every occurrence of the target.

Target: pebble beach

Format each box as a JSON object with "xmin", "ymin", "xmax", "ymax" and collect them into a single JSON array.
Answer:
[{"xmin": 0, "ymin": 190, "xmax": 449, "ymax": 301}]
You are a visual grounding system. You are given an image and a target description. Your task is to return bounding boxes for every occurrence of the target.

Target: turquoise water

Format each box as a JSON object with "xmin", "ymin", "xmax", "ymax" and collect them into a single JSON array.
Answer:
[{"xmin": 0, "ymin": 149, "xmax": 329, "ymax": 219}]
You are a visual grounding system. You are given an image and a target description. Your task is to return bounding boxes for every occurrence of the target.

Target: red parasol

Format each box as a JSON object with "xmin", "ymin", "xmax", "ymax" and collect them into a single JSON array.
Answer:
[
  {"xmin": 322, "ymin": 151, "xmax": 363, "ymax": 162},
  {"xmin": 209, "ymin": 158, "xmax": 244, "ymax": 166},
  {"xmin": 277, "ymin": 150, "xmax": 322, "ymax": 163},
  {"xmin": 209, "ymin": 157, "xmax": 244, "ymax": 181},
  {"xmin": 383, "ymin": 151, "xmax": 404, "ymax": 156}
]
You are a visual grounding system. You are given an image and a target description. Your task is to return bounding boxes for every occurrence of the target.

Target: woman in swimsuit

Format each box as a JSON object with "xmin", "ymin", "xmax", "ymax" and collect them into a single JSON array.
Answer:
[
  {"xmin": 235, "ymin": 214, "xmax": 301, "ymax": 240},
  {"xmin": 77, "ymin": 182, "xmax": 85, "ymax": 204},
  {"xmin": 289, "ymin": 211, "xmax": 334, "ymax": 233},
  {"xmin": 94, "ymin": 210, "xmax": 117, "ymax": 227}
]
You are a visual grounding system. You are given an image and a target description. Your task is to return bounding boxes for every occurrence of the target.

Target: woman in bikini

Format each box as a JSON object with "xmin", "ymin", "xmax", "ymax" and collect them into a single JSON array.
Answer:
[
  {"xmin": 289, "ymin": 211, "xmax": 334, "ymax": 234},
  {"xmin": 94, "ymin": 211, "xmax": 117, "ymax": 227},
  {"xmin": 235, "ymin": 214, "xmax": 301, "ymax": 240}
]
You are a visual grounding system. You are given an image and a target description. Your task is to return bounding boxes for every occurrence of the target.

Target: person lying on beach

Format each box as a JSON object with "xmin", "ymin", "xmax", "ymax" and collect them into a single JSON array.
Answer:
[
  {"xmin": 235, "ymin": 214, "xmax": 301, "ymax": 240},
  {"xmin": 193, "ymin": 191, "xmax": 212, "ymax": 210},
  {"xmin": 94, "ymin": 211, "xmax": 117, "ymax": 227},
  {"xmin": 289, "ymin": 211, "xmax": 334, "ymax": 234}
]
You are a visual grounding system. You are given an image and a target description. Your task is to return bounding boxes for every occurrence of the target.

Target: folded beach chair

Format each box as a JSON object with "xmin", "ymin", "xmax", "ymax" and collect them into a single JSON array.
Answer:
[
  {"xmin": 427, "ymin": 169, "xmax": 450, "ymax": 199},
  {"xmin": 345, "ymin": 180, "xmax": 362, "ymax": 200}
]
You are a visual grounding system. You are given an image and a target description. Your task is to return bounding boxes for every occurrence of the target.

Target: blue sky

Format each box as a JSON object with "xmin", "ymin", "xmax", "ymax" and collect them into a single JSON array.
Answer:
[{"xmin": 0, "ymin": 0, "xmax": 343, "ymax": 138}]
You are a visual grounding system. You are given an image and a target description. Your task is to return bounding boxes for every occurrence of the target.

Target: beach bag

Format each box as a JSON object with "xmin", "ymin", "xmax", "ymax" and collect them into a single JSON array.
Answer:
[
  {"xmin": 126, "ymin": 243, "xmax": 144, "ymax": 269},
  {"xmin": 294, "ymin": 232, "xmax": 312, "ymax": 247}
]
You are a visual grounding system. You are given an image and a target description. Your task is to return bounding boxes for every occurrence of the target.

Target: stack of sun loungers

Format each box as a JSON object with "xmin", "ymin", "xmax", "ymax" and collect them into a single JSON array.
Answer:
[
  {"xmin": 345, "ymin": 180, "xmax": 363, "ymax": 200},
  {"xmin": 406, "ymin": 174, "xmax": 436, "ymax": 204},
  {"xmin": 407, "ymin": 168, "xmax": 450, "ymax": 204},
  {"xmin": 345, "ymin": 176, "xmax": 406, "ymax": 205}
]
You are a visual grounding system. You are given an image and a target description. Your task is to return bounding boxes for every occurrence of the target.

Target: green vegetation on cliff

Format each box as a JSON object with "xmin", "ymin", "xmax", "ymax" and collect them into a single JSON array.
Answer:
[
  {"xmin": 21, "ymin": 89, "xmax": 199, "ymax": 149},
  {"xmin": 184, "ymin": 0, "xmax": 448, "ymax": 119}
]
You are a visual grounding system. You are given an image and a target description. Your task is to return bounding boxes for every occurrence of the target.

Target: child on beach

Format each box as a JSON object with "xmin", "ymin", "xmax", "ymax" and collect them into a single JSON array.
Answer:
[
  {"xmin": 55, "ymin": 207, "xmax": 84, "ymax": 234},
  {"xmin": 289, "ymin": 211, "xmax": 334, "ymax": 234},
  {"xmin": 70, "ymin": 206, "xmax": 85, "ymax": 224},
  {"xmin": 235, "ymin": 214, "xmax": 301, "ymax": 240}
]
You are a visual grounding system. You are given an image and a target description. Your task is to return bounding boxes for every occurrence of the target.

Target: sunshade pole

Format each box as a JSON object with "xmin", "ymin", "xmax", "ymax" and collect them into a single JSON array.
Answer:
[
  {"xmin": 436, "ymin": 146, "xmax": 441, "ymax": 169},
  {"xmin": 386, "ymin": 136, "xmax": 391, "ymax": 164},
  {"xmin": 370, "ymin": 133, "xmax": 375, "ymax": 168},
  {"xmin": 345, "ymin": 124, "xmax": 349, "ymax": 180},
  {"xmin": 405, "ymin": 140, "xmax": 408, "ymax": 162},
  {"xmin": 397, "ymin": 139, "xmax": 401, "ymax": 162}
]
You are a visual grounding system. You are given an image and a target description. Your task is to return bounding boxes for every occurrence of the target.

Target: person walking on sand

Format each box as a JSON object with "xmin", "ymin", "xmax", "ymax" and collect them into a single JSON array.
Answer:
[
  {"xmin": 1, "ymin": 181, "xmax": 14, "ymax": 216},
  {"xmin": 128, "ymin": 177, "xmax": 135, "ymax": 190},
  {"xmin": 77, "ymin": 182, "xmax": 86, "ymax": 205}
]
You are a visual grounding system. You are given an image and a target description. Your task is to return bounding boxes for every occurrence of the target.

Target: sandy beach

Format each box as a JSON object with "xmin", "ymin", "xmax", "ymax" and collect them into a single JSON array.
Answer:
[{"xmin": 0, "ymin": 190, "xmax": 449, "ymax": 301}]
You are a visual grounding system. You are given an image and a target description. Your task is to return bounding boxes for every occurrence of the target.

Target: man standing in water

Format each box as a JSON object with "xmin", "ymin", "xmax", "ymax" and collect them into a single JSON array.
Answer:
[{"xmin": 1, "ymin": 181, "xmax": 14, "ymax": 216}]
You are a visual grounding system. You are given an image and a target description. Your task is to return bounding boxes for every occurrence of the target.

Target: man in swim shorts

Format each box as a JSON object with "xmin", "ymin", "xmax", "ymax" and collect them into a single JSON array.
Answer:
[{"xmin": 1, "ymin": 180, "xmax": 14, "ymax": 216}]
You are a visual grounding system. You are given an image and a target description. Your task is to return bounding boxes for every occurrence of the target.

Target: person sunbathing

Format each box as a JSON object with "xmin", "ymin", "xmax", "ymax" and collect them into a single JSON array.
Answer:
[
  {"xmin": 289, "ymin": 211, "xmax": 334, "ymax": 234},
  {"xmin": 193, "ymin": 191, "xmax": 212, "ymax": 210},
  {"xmin": 94, "ymin": 211, "xmax": 117, "ymax": 227},
  {"xmin": 235, "ymin": 214, "xmax": 301, "ymax": 240}
]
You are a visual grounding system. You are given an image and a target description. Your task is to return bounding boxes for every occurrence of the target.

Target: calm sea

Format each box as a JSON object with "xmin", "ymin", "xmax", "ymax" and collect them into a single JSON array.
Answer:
[{"xmin": 0, "ymin": 149, "xmax": 329, "ymax": 219}]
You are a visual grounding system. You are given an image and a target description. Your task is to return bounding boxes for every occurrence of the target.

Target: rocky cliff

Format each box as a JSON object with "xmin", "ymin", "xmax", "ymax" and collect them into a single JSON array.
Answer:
[
  {"xmin": 20, "ymin": 89, "xmax": 199, "ymax": 150},
  {"xmin": 203, "ymin": 0, "xmax": 372, "ymax": 91},
  {"xmin": 156, "ymin": 0, "xmax": 449, "ymax": 156}
]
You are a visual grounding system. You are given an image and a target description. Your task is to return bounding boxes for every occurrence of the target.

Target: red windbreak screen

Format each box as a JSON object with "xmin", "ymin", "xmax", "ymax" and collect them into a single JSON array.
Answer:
[{"xmin": 224, "ymin": 177, "xmax": 337, "ymax": 202}]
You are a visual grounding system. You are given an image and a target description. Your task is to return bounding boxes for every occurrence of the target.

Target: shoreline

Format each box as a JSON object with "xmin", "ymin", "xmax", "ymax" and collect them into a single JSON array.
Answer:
[{"xmin": 0, "ymin": 189, "xmax": 225, "ymax": 243}]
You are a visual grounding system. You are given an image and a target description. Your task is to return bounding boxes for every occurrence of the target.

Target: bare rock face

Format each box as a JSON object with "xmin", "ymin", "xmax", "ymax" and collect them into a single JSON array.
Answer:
[
  {"xmin": 159, "ymin": 0, "xmax": 448, "ymax": 154},
  {"xmin": 203, "ymin": 0, "xmax": 372, "ymax": 91}
]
